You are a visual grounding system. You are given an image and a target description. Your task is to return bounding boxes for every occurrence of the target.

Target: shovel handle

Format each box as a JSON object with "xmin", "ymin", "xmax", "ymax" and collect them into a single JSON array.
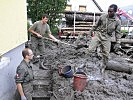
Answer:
[
  {"xmin": 42, "ymin": 36, "xmax": 77, "ymax": 47},
  {"xmin": 42, "ymin": 36, "xmax": 55, "ymax": 42}
]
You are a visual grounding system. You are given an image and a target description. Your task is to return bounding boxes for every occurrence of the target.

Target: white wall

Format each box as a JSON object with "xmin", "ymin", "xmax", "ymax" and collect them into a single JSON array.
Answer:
[
  {"xmin": 67, "ymin": 0, "xmax": 100, "ymax": 12},
  {"xmin": 0, "ymin": 44, "xmax": 25, "ymax": 100},
  {"xmin": 0, "ymin": 0, "xmax": 27, "ymax": 99},
  {"xmin": 0, "ymin": 0, "xmax": 27, "ymax": 55}
]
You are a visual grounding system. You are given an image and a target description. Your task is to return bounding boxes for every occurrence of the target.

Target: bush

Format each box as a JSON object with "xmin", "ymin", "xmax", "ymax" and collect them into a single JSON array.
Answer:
[
  {"xmin": 27, "ymin": 21, "xmax": 31, "ymax": 40},
  {"xmin": 121, "ymin": 30, "xmax": 128, "ymax": 34},
  {"xmin": 51, "ymin": 27, "xmax": 58, "ymax": 36},
  {"xmin": 121, "ymin": 30, "xmax": 128, "ymax": 38}
]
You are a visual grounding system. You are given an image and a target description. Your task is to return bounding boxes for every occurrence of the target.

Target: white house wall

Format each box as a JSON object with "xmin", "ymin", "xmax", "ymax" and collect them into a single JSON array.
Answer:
[
  {"xmin": 0, "ymin": 0, "xmax": 27, "ymax": 55},
  {"xmin": 67, "ymin": 0, "xmax": 100, "ymax": 12},
  {"xmin": 0, "ymin": 0, "xmax": 27, "ymax": 99},
  {"xmin": 0, "ymin": 43, "xmax": 25, "ymax": 100}
]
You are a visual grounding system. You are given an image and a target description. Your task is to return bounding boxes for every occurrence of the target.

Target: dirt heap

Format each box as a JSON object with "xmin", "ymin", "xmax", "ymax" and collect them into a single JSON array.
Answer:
[{"xmin": 33, "ymin": 36, "xmax": 133, "ymax": 100}]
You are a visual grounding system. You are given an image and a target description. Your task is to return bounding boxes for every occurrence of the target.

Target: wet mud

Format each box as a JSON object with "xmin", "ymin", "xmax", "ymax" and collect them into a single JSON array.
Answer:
[{"xmin": 32, "ymin": 36, "xmax": 133, "ymax": 100}]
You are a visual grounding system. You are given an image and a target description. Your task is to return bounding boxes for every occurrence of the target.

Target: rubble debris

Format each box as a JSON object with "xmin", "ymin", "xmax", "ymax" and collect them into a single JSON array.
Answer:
[{"xmin": 28, "ymin": 34, "xmax": 133, "ymax": 100}]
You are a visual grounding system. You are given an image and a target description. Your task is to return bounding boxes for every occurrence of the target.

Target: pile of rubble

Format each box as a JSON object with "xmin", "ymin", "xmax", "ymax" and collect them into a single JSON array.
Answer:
[{"xmin": 31, "ymin": 35, "xmax": 133, "ymax": 100}]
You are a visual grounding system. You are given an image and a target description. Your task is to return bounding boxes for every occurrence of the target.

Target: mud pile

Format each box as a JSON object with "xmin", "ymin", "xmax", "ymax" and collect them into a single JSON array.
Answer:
[{"xmin": 33, "ymin": 36, "xmax": 133, "ymax": 100}]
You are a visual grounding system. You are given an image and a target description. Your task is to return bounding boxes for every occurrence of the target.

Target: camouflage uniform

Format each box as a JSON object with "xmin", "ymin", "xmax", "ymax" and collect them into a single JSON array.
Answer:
[
  {"xmin": 29, "ymin": 21, "xmax": 51, "ymax": 56},
  {"xmin": 88, "ymin": 13, "xmax": 121, "ymax": 68},
  {"xmin": 15, "ymin": 60, "xmax": 34, "ymax": 100}
]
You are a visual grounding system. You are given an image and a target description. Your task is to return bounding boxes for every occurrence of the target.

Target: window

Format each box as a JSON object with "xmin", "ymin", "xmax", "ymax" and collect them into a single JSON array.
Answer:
[
  {"xmin": 79, "ymin": 5, "xmax": 86, "ymax": 12},
  {"xmin": 65, "ymin": 5, "xmax": 72, "ymax": 11}
]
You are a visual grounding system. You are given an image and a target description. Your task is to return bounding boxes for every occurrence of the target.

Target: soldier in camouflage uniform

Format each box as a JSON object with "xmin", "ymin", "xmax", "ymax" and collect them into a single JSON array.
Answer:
[
  {"xmin": 28, "ymin": 14, "xmax": 60, "ymax": 56},
  {"xmin": 88, "ymin": 4, "xmax": 121, "ymax": 73},
  {"xmin": 15, "ymin": 48, "xmax": 34, "ymax": 100}
]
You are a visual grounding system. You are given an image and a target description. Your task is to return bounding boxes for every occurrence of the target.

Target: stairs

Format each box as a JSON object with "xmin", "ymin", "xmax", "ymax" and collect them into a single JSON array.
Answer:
[{"xmin": 32, "ymin": 64, "xmax": 52, "ymax": 100}]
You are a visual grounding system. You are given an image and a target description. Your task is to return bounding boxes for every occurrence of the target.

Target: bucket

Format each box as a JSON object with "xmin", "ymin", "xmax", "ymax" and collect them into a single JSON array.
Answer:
[
  {"xmin": 61, "ymin": 65, "xmax": 73, "ymax": 78},
  {"xmin": 73, "ymin": 72, "xmax": 88, "ymax": 92}
]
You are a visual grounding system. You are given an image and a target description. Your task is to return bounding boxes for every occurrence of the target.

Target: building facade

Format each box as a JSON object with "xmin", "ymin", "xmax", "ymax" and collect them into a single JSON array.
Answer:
[
  {"xmin": 66, "ymin": 0, "xmax": 101, "ymax": 12},
  {"xmin": 0, "ymin": 0, "xmax": 27, "ymax": 100}
]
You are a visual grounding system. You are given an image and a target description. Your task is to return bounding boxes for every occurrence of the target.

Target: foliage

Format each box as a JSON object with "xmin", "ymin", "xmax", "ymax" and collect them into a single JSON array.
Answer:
[
  {"xmin": 27, "ymin": 21, "xmax": 31, "ymax": 40},
  {"xmin": 27, "ymin": 21, "xmax": 30, "ymax": 29},
  {"xmin": 121, "ymin": 30, "xmax": 128, "ymax": 35},
  {"xmin": 27, "ymin": 0, "xmax": 68, "ymax": 34},
  {"xmin": 51, "ymin": 27, "xmax": 58, "ymax": 35}
]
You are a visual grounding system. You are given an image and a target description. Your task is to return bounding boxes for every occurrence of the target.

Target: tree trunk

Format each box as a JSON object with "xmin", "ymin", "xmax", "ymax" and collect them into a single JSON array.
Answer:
[{"xmin": 106, "ymin": 60, "xmax": 133, "ymax": 74}]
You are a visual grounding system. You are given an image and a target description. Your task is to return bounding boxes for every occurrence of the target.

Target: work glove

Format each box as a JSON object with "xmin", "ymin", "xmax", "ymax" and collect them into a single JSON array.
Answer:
[
  {"xmin": 21, "ymin": 96, "xmax": 27, "ymax": 100},
  {"xmin": 54, "ymin": 39, "xmax": 61, "ymax": 46},
  {"xmin": 54, "ymin": 39, "xmax": 60, "ymax": 43}
]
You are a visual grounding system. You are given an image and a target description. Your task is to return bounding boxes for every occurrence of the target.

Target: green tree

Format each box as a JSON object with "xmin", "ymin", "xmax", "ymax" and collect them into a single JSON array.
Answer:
[{"xmin": 27, "ymin": 0, "xmax": 68, "ymax": 34}]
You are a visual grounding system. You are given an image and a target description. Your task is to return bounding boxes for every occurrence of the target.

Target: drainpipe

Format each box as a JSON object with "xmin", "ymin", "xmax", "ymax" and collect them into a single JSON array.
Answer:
[
  {"xmin": 92, "ymin": 0, "xmax": 103, "ymax": 12},
  {"xmin": 93, "ymin": 8, "xmax": 96, "ymax": 26},
  {"xmin": 74, "ymin": 11, "xmax": 76, "ymax": 35}
]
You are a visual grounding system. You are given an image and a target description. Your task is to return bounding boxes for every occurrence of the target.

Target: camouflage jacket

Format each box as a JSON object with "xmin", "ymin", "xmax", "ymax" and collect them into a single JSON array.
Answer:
[
  {"xmin": 15, "ymin": 60, "xmax": 34, "ymax": 84},
  {"xmin": 92, "ymin": 13, "xmax": 121, "ymax": 41}
]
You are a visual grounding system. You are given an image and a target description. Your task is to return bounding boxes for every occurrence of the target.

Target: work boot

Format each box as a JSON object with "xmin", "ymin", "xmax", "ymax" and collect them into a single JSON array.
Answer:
[
  {"xmin": 100, "ymin": 60, "xmax": 107, "ymax": 75},
  {"xmin": 39, "ymin": 65, "xmax": 49, "ymax": 70},
  {"xmin": 39, "ymin": 59, "xmax": 49, "ymax": 70},
  {"xmin": 100, "ymin": 67, "xmax": 105, "ymax": 74}
]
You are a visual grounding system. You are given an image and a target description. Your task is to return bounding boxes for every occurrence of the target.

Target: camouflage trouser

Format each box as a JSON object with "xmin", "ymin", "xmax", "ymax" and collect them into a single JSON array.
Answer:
[
  {"xmin": 88, "ymin": 34, "xmax": 111, "ymax": 66},
  {"xmin": 23, "ymin": 83, "xmax": 33, "ymax": 100},
  {"xmin": 31, "ymin": 36, "xmax": 44, "ymax": 56},
  {"xmin": 14, "ymin": 83, "xmax": 33, "ymax": 100}
]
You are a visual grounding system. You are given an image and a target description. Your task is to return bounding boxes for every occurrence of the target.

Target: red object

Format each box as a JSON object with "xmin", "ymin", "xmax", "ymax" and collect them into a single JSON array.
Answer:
[
  {"xmin": 92, "ymin": 32, "xmax": 95, "ymax": 37},
  {"xmin": 58, "ymin": 32, "xmax": 62, "ymax": 38},
  {"xmin": 117, "ymin": 8, "xmax": 133, "ymax": 20},
  {"xmin": 73, "ymin": 73, "xmax": 88, "ymax": 92}
]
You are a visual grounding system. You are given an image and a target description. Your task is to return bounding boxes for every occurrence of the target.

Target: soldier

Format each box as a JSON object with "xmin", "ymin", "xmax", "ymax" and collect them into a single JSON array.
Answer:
[
  {"xmin": 28, "ymin": 14, "xmax": 60, "ymax": 56},
  {"xmin": 88, "ymin": 4, "xmax": 121, "ymax": 73},
  {"xmin": 15, "ymin": 48, "xmax": 34, "ymax": 100}
]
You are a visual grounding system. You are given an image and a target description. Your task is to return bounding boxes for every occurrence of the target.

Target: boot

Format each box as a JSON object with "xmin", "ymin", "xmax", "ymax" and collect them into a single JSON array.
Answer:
[
  {"xmin": 100, "ymin": 65, "xmax": 106, "ymax": 74},
  {"xmin": 100, "ymin": 63, "xmax": 106, "ymax": 74},
  {"xmin": 39, "ymin": 57, "xmax": 49, "ymax": 70},
  {"xmin": 100, "ymin": 58, "xmax": 108, "ymax": 74}
]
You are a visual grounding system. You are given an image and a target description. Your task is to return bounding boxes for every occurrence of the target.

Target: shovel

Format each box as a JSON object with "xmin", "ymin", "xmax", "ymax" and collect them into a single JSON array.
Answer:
[
  {"xmin": 75, "ymin": 44, "xmax": 88, "ymax": 50},
  {"xmin": 42, "ymin": 36, "xmax": 89, "ymax": 50},
  {"xmin": 42, "ymin": 36, "xmax": 77, "ymax": 48}
]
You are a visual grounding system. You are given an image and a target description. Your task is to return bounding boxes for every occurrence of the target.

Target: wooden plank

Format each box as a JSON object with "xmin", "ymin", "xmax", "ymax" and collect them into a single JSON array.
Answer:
[
  {"xmin": 119, "ymin": 39, "xmax": 133, "ymax": 43},
  {"xmin": 60, "ymin": 36, "xmax": 78, "ymax": 39},
  {"xmin": 33, "ymin": 90, "xmax": 51, "ymax": 98},
  {"xmin": 33, "ymin": 84, "xmax": 52, "ymax": 92},
  {"xmin": 74, "ymin": 25, "xmax": 93, "ymax": 27},
  {"xmin": 61, "ymin": 27, "xmax": 91, "ymax": 31},
  {"xmin": 33, "ymin": 70, "xmax": 52, "ymax": 80},
  {"xmin": 33, "ymin": 80, "xmax": 51, "ymax": 85},
  {"xmin": 75, "ymin": 21, "xmax": 93, "ymax": 24},
  {"xmin": 63, "ymin": 31, "xmax": 90, "ymax": 33},
  {"xmin": 111, "ymin": 39, "xmax": 133, "ymax": 43}
]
